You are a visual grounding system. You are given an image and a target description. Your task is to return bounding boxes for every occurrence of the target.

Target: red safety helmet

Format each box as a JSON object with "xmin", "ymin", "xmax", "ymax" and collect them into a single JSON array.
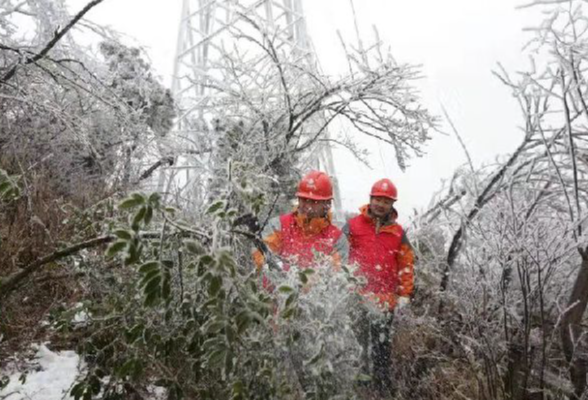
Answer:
[
  {"xmin": 296, "ymin": 171, "xmax": 334, "ymax": 201},
  {"xmin": 370, "ymin": 178, "xmax": 397, "ymax": 200}
]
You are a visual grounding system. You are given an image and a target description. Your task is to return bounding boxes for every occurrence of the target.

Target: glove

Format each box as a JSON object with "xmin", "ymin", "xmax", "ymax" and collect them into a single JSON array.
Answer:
[{"xmin": 395, "ymin": 296, "xmax": 410, "ymax": 311}]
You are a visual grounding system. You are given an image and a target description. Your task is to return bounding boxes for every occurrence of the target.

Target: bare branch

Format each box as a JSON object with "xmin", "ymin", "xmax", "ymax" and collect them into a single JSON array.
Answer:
[{"xmin": 1, "ymin": 0, "xmax": 105, "ymax": 85}]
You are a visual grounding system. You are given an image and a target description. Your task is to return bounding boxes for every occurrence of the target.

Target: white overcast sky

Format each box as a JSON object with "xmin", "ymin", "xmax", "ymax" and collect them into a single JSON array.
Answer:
[{"xmin": 68, "ymin": 0, "xmax": 543, "ymax": 220}]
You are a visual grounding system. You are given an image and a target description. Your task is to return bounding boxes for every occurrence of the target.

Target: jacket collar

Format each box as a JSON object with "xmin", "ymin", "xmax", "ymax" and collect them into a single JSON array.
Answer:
[
  {"xmin": 293, "ymin": 209, "xmax": 332, "ymax": 236},
  {"xmin": 359, "ymin": 205, "xmax": 398, "ymax": 233}
]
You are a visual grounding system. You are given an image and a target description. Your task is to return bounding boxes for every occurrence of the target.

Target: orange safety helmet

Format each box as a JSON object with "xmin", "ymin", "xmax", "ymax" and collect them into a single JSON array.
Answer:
[
  {"xmin": 370, "ymin": 178, "xmax": 398, "ymax": 200},
  {"xmin": 296, "ymin": 171, "xmax": 334, "ymax": 201}
]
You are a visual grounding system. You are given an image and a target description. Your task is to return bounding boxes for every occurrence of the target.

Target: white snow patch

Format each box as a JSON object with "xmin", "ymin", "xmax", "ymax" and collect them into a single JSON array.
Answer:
[
  {"xmin": 147, "ymin": 385, "xmax": 167, "ymax": 400},
  {"xmin": 73, "ymin": 310, "xmax": 89, "ymax": 324},
  {"xmin": 0, "ymin": 344, "xmax": 84, "ymax": 400},
  {"xmin": 72, "ymin": 303, "xmax": 90, "ymax": 324}
]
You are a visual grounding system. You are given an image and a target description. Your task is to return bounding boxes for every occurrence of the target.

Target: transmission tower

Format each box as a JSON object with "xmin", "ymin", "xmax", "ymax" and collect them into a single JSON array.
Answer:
[{"xmin": 172, "ymin": 0, "xmax": 341, "ymax": 211}]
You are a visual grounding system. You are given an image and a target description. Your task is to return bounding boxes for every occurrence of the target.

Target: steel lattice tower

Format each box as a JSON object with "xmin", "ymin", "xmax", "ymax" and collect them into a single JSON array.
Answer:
[{"xmin": 171, "ymin": 0, "xmax": 341, "ymax": 211}]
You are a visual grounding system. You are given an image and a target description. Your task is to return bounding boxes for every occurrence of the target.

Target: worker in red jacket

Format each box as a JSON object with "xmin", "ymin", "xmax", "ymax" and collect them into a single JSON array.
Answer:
[
  {"xmin": 253, "ymin": 170, "xmax": 346, "ymax": 271},
  {"xmin": 342, "ymin": 178, "xmax": 415, "ymax": 395},
  {"xmin": 252, "ymin": 171, "xmax": 347, "ymax": 392}
]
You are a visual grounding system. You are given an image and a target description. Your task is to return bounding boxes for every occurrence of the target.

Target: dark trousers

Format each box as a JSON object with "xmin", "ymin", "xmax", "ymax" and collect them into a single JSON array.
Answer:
[{"xmin": 352, "ymin": 306, "xmax": 394, "ymax": 395}]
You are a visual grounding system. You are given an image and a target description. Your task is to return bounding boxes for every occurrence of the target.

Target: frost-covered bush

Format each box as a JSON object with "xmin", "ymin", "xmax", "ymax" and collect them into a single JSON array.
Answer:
[{"xmin": 65, "ymin": 191, "xmax": 370, "ymax": 400}]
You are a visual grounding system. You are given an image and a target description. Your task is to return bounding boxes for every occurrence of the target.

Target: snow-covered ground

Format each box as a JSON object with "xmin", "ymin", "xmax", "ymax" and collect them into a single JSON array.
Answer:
[
  {"xmin": 0, "ymin": 344, "xmax": 84, "ymax": 400},
  {"xmin": 1, "ymin": 343, "xmax": 167, "ymax": 400}
]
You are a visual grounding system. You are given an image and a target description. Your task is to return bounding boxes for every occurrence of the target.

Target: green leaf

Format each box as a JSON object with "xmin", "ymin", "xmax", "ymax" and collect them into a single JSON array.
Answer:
[
  {"xmin": 278, "ymin": 285, "xmax": 294, "ymax": 294},
  {"xmin": 249, "ymin": 280, "xmax": 258, "ymax": 294},
  {"xmin": 199, "ymin": 271, "xmax": 213, "ymax": 283},
  {"xmin": 148, "ymin": 192, "xmax": 161, "ymax": 205},
  {"xmin": 144, "ymin": 205, "xmax": 154, "ymax": 226},
  {"xmin": 248, "ymin": 311, "xmax": 265, "ymax": 324},
  {"xmin": 199, "ymin": 255, "xmax": 214, "ymax": 266},
  {"xmin": 161, "ymin": 272, "xmax": 171, "ymax": 301},
  {"xmin": 117, "ymin": 359, "xmax": 139, "ymax": 378},
  {"xmin": 141, "ymin": 269, "xmax": 161, "ymax": 288},
  {"xmin": 139, "ymin": 261, "xmax": 160, "ymax": 274},
  {"xmin": 355, "ymin": 373, "xmax": 372, "ymax": 382},
  {"xmin": 206, "ymin": 201, "xmax": 224, "ymax": 215},
  {"xmin": 0, "ymin": 376, "xmax": 9, "ymax": 390},
  {"xmin": 106, "ymin": 241, "xmax": 127, "ymax": 258},
  {"xmin": 236, "ymin": 311, "xmax": 251, "ymax": 334},
  {"xmin": 144, "ymin": 291, "xmax": 160, "ymax": 307},
  {"xmin": 206, "ymin": 348, "xmax": 227, "ymax": 369},
  {"xmin": 0, "ymin": 181, "xmax": 12, "ymax": 194},
  {"xmin": 217, "ymin": 250, "xmax": 236, "ymax": 276},
  {"xmin": 132, "ymin": 206, "xmax": 147, "ymax": 229},
  {"xmin": 209, "ymin": 276, "xmax": 222, "ymax": 297},
  {"xmin": 89, "ymin": 374, "xmax": 101, "ymax": 394},
  {"xmin": 164, "ymin": 206, "xmax": 177, "ymax": 215},
  {"xmin": 0, "ymin": 173, "xmax": 19, "ymax": 201},
  {"xmin": 119, "ymin": 197, "xmax": 143, "ymax": 210},
  {"xmin": 225, "ymin": 348, "xmax": 235, "ymax": 375},
  {"xmin": 202, "ymin": 336, "xmax": 224, "ymax": 349},
  {"xmin": 299, "ymin": 272, "xmax": 308, "ymax": 284},
  {"xmin": 113, "ymin": 229, "xmax": 133, "ymax": 240},
  {"xmin": 281, "ymin": 307, "xmax": 295, "ymax": 319},
  {"xmin": 232, "ymin": 380, "xmax": 244, "ymax": 398},
  {"xmin": 124, "ymin": 242, "xmax": 142, "ymax": 266},
  {"xmin": 185, "ymin": 240, "xmax": 205, "ymax": 255},
  {"xmin": 145, "ymin": 275, "xmax": 162, "ymax": 295},
  {"xmin": 125, "ymin": 324, "xmax": 145, "ymax": 344},
  {"xmin": 285, "ymin": 293, "xmax": 297, "ymax": 308},
  {"xmin": 131, "ymin": 192, "xmax": 146, "ymax": 203},
  {"xmin": 203, "ymin": 320, "xmax": 225, "ymax": 334},
  {"xmin": 70, "ymin": 382, "xmax": 84, "ymax": 399}
]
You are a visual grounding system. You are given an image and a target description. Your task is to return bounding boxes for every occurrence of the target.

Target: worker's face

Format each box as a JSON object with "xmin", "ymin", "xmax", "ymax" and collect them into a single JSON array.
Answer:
[
  {"xmin": 298, "ymin": 197, "xmax": 331, "ymax": 218},
  {"xmin": 370, "ymin": 196, "xmax": 395, "ymax": 219}
]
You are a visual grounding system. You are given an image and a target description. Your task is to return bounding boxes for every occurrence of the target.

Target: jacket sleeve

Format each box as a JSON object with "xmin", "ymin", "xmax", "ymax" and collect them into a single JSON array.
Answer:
[
  {"xmin": 252, "ymin": 217, "xmax": 283, "ymax": 270},
  {"xmin": 396, "ymin": 231, "xmax": 415, "ymax": 298}
]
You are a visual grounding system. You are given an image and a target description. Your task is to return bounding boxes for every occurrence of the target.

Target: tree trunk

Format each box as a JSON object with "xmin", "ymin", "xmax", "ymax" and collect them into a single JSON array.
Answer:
[{"xmin": 561, "ymin": 248, "xmax": 588, "ymax": 399}]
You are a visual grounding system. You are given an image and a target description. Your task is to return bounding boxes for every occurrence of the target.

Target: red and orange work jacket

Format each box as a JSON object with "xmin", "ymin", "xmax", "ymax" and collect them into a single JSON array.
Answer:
[{"xmin": 343, "ymin": 205, "xmax": 414, "ymax": 310}]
